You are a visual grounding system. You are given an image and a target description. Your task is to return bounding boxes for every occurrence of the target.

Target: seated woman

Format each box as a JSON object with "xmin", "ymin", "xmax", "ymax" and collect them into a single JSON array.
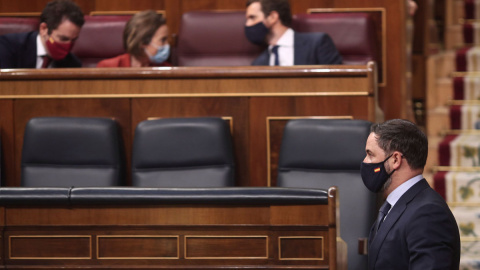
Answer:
[{"xmin": 97, "ymin": 10, "xmax": 170, "ymax": 67}]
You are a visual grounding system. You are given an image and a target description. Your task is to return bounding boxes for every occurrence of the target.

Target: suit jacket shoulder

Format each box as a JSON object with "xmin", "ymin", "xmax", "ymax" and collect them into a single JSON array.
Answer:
[
  {"xmin": 0, "ymin": 31, "xmax": 37, "ymax": 68},
  {"xmin": 368, "ymin": 179, "xmax": 460, "ymax": 270},
  {"xmin": 294, "ymin": 32, "xmax": 342, "ymax": 65},
  {"xmin": 0, "ymin": 31, "xmax": 82, "ymax": 68}
]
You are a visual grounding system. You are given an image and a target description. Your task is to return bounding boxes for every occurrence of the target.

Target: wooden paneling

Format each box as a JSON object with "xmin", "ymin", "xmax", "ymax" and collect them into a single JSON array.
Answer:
[
  {"xmin": 9, "ymin": 236, "xmax": 91, "ymax": 259},
  {"xmin": 0, "ymin": 100, "xmax": 13, "ymax": 187},
  {"xmin": 0, "ymin": 0, "xmax": 407, "ymax": 120},
  {"xmin": 1, "ymin": 199, "xmax": 335, "ymax": 269},
  {"xmin": 13, "ymin": 99, "xmax": 131, "ymax": 186},
  {"xmin": 97, "ymin": 236, "xmax": 178, "ymax": 259},
  {"xmin": 185, "ymin": 236, "xmax": 268, "ymax": 259},
  {"xmin": 0, "ymin": 65, "xmax": 375, "ymax": 187},
  {"xmin": 279, "ymin": 237, "xmax": 324, "ymax": 260}
]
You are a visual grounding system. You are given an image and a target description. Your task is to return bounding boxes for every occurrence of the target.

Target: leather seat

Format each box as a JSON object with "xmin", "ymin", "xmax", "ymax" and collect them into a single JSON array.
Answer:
[
  {"xmin": 0, "ymin": 17, "xmax": 39, "ymax": 36},
  {"xmin": 21, "ymin": 117, "xmax": 124, "ymax": 187},
  {"xmin": 132, "ymin": 117, "xmax": 235, "ymax": 187},
  {"xmin": 71, "ymin": 15, "xmax": 131, "ymax": 67},
  {"xmin": 277, "ymin": 119, "xmax": 375, "ymax": 270},
  {"xmin": 175, "ymin": 11, "xmax": 264, "ymax": 66},
  {"xmin": 292, "ymin": 13, "xmax": 379, "ymax": 66}
]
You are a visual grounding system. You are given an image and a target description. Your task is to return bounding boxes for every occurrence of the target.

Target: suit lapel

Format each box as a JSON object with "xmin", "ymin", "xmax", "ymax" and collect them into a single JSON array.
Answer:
[
  {"xmin": 293, "ymin": 32, "xmax": 306, "ymax": 65},
  {"xmin": 368, "ymin": 179, "xmax": 430, "ymax": 269},
  {"xmin": 25, "ymin": 31, "xmax": 38, "ymax": 68}
]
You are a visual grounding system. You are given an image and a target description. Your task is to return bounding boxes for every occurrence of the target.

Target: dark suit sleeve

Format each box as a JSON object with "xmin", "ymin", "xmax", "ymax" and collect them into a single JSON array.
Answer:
[
  {"xmin": 0, "ymin": 35, "xmax": 17, "ymax": 69},
  {"xmin": 406, "ymin": 203, "xmax": 460, "ymax": 270},
  {"xmin": 314, "ymin": 33, "xmax": 342, "ymax": 65},
  {"xmin": 251, "ymin": 49, "xmax": 270, "ymax": 66},
  {"xmin": 53, "ymin": 53, "xmax": 82, "ymax": 68}
]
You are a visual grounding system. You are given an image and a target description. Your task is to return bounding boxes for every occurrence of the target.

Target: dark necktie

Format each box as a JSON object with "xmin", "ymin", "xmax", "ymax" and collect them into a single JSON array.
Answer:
[
  {"xmin": 41, "ymin": 56, "xmax": 51, "ymax": 68},
  {"xmin": 271, "ymin": 45, "xmax": 280, "ymax": 66},
  {"xmin": 373, "ymin": 201, "xmax": 391, "ymax": 239}
]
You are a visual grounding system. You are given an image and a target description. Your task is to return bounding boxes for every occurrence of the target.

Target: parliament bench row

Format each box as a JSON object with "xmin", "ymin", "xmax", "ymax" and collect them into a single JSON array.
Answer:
[
  {"xmin": 12, "ymin": 116, "xmax": 376, "ymax": 270},
  {"xmin": 0, "ymin": 10, "xmax": 380, "ymax": 68},
  {"xmin": 0, "ymin": 186, "xmax": 339, "ymax": 270}
]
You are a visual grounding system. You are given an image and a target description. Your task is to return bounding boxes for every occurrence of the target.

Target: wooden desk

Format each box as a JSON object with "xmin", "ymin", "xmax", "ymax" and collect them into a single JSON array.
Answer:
[
  {"xmin": 0, "ymin": 64, "xmax": 378, "ymax": 187},
  {"xmin": 0, "ymin": 186, "xmax": 339, "ymax": 270}
]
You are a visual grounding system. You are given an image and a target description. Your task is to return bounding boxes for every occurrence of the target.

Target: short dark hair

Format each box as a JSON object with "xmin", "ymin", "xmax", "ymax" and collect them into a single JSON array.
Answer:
[
  {"xmin": 40, "ymin": 0, "xmax": 85, "ymax": 34},
  {"xmin": 246, "ymin": 0, "xmax": 292, "ymax": 27},
  {"xmin": 370, "ymin": 119, "xmax": 428, "ymax": 170}
]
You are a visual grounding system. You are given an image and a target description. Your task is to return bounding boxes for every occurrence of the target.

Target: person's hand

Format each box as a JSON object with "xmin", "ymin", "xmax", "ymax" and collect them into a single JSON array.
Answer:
[{"xmin": 408, "ymin": 0, "xmax": 418, "ymax": 16}]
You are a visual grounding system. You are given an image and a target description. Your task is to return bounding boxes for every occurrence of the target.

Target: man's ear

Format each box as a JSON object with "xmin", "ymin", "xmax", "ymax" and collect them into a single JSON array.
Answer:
[
  {"xmin": 391, "ymin": 151, "xmax": 403, "ymax": 170},
  {"xmin": 265, "ymin": 10, "xmax": 279, "ymax": 26},
  {"xmin": 39, "ymin": 22, "xmax": 49, "ymax": 36}
]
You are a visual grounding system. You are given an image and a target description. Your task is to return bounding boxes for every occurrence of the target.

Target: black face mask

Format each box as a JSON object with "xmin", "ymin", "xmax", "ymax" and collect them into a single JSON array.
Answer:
[
  {"xmin": 360, "ymin": 155, "xmax": 395, "ymax": 193},
  {"xmin": 244, "ymin": 21, "xmax": 269, "ymax": 45}
]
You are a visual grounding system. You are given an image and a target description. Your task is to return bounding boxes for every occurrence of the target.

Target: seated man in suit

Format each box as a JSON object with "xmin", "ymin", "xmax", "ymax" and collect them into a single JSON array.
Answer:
[
  {"xmin": 244, "ymin": 0, "xmax": 342, "ymax": 66},
  {"xmin": 0, "ymin": 0, "xmax": 84, "ymax": 69},
  {"xmin": 362, "ymin": 119, "xmax": 460, "ymax": 270}
]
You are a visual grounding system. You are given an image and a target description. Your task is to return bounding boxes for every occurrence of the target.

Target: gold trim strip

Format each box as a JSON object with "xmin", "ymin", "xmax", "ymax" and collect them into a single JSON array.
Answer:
[
  {"xmin": 440, "ymin": 130, "xmax": 480, "ymax": 136},
  {"xmin": 448, "ymin": 202, "xmax": 480, "ymax": 207},
  {"xmin": 0, "ymin": 12, "xmax": 40, "ymax": 17},
  {"xmin": 266, "ymin": 116, "xmax": 354, "ymax": 186},
  {"xmin": 452, "ymin": 72, "xmax": 480, "ymax": 77},
  {"xmin": 96, "ymin": 235, "xmax": 179, "ymax": 260},
  {"xmin": 90, "ymin": 10, "xmax": 166, "ymax": 17},
  {"xmin": 307, "ymin": 8, "xmax": 387, "ymax": 87},
  {"xmin": 184, "ymin": 235, "xmax": 268, "ymax": 260},
  {"xmin": 9, "ymin": 235, "xmax": 92, "ymax": 260},
  {"xmin": 0, "ymin": 91, "xmax": 371, "ymax": 100},
  {"xmin": 460, "ymin": 237, "xmax": 480, "ymax": 241},
  {"xmin": 278, "ymin": 236, "xmax": 324, "ymax": 261},
  {"xmin": 447, "ymin": 100, "xmax": 480, "ymax": 106},
  {"xmin": 432, "ymin": 166, "xmax": 480, "ymax": 172}
]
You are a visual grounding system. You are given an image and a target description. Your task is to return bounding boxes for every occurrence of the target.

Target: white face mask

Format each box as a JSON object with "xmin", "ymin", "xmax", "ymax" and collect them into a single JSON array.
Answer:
[{"xmin": 145, "ymin": 44, "xmax": 170, "ymax": 64}]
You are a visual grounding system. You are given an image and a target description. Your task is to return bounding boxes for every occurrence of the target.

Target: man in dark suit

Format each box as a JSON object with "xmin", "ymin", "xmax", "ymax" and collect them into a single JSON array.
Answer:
[
  {"xmin": 244, "ymin": 0, "xmax": 341, "ymax": 66},
  {"xmin": 361, "ymin": 119, "xmax": 460, "ymax": 270},
  {"xmin": 0, "ymin": 0, "xmax": 84, "ymax": 69}
]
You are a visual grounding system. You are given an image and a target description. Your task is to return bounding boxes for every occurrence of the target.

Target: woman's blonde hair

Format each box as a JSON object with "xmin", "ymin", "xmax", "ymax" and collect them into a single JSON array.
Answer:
[{"xmin": 123, "ymin": 10, "xmax": 166, "ymax": 57}]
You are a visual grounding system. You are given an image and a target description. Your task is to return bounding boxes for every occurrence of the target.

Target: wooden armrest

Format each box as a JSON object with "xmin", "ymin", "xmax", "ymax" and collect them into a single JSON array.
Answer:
[{"xmin": 358, "ymin": 237, "xmax": 368, "ymax": 255}]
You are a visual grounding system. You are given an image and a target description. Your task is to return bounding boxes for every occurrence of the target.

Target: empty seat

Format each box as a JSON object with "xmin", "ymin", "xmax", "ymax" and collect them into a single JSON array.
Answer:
[
  {"xmin": 277, "ymin": 119, "xmax": 375, "ymax": 270},
  {"xmin": 71, "ymin": 15, "xmax": 131, "ymax": 67},
  {"xmin": 21, "ymin": 117, "xmax": 124, "ymax": 187},
  {"xmin": 0, "ymin": 17, "xmax": 39, "ymax": 36},
  {"xmin": 292, "ymin": 13, "xmax": 379, "ymax": 66},
  {"xmin": 132, "ymin": 117, "xmax": 235, "ymax": 187},
  {"xmin": 175, "ymin": 11, "xmax": 264, "ymax": 66}
]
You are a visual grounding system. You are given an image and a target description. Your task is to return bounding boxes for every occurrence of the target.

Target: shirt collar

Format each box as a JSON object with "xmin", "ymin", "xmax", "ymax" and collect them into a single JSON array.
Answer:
[
  {"xmin": 36, "ymin": 33, "xmax": 48, "ymax": 57},
  {"xmin": 386, "ymin": 174, "xmax": 423, "ymax": 209},
  {"xmin": 269, "ymin": 28, "xmax": 294, "ymax": 50}
]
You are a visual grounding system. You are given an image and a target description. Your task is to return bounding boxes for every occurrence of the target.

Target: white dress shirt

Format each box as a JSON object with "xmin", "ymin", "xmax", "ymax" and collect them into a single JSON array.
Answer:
[
  {"xmin": 385, "ymin": 174, "xmax": 424, "ymax": 217},
  {"xmin": 36, "ymin": 34, "xmax": 49, "ymax": 69},
  {"xmin": 268, "ymin": 28, "xmax": 294, "ymax": 66}
]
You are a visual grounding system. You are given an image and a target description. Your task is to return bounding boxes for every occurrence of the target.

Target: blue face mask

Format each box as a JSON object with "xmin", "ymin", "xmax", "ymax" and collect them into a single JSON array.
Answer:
[{"xmin": 146, "ymin": 44, "xmax": 170, "ymax": 64}]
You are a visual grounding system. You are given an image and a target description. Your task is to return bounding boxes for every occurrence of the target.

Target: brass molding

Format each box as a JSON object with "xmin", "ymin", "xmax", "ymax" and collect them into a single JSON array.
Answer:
[
  {"xmin": 447, "ymin": 100, "xmax": 480, "ymax": 106},
  {"xmin": 307, "ymin": 8, "xmax": 387, "ymax": 87},
  {"xmin": 0, "ymin": 91, "xmax": 371, "ymax": 100},
  {"xmin": 184, "ymin": 235, "xmax": 268, "ymax": 260},
  {"xmin": 96, "ymin": 235, "xmax": 179, "ymax": 260},
  {"xmin": 90, "ymin": 10, "xmax": 166, "ymax": 17},
  {"xmin": 266, "ymin": 116, "xmax": 353, "ymax": 186},
  {"xmin": 432, "ymin": 166, "xmax": 480, "ymax": 173},
  {"xmin": 0, "ymin": 12, "xmax": 40, "ymax": 17},
  {"xmin": 278, "ymin": 236, "xmax": 324, "ymax": 261},
  {"xmin": 439, "ymin": 130, "xmax": 480, "ymax": 136},
  {"xmin": 9, "ymin": 235, "xmax": 92, "ymax": 260}
]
